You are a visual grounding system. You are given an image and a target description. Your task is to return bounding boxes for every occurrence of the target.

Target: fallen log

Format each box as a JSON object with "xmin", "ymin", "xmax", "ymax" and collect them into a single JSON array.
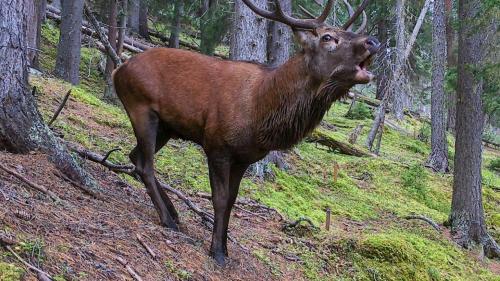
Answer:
[
  {"xmin": 307, "ymin": 130, "xmax": 375, "ymax": 157},
  {"xmin": 347, "ymin": 91, "xmax": 380, "ymax": 107}
]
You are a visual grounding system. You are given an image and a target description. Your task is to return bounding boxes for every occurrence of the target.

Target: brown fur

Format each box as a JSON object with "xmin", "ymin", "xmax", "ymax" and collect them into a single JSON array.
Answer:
[{"xmin": 113, "ymin": 26, "xmax": 379, "ymax": 266}]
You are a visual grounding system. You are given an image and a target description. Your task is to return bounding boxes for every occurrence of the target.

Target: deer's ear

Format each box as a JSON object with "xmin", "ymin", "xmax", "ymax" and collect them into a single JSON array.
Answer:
[{"xmin": 294, "ymin": 30, "xmax": 317, "ymax": 51}]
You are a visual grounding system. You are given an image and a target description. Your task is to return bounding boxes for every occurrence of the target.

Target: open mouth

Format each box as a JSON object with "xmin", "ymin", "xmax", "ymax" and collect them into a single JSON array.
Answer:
[{"xmin": 354, "ymin": 54, "xmax": 375, "ymax": 83}]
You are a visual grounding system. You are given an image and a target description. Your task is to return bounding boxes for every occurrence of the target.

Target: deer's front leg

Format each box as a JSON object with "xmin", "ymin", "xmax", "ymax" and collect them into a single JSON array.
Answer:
[{"xmin": 207, "ymin": 153, "xmax": 237, "ymax": 266}]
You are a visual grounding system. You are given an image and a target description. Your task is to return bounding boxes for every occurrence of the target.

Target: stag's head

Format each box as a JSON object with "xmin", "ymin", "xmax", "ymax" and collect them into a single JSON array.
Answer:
[{"xmin": 242, "ymin": 0, "xmax": 380, "ymax": 85}]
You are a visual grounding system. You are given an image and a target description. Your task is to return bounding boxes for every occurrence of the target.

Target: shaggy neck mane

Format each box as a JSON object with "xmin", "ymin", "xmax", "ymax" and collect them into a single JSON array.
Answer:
[{"xmin": 253, "ymin": 53, "xmax": 350, "ymax": 150}]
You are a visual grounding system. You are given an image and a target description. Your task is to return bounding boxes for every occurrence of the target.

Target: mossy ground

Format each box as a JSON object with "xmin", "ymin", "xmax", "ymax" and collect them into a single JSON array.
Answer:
[{"xmin": 2, "ymin": 21, "xmax": 498, "ymax": 280}]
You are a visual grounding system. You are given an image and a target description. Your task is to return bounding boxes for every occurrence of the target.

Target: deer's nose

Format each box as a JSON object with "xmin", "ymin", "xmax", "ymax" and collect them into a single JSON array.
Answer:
[{"xmin": 364, "ymin": 36, "xmax": 380, "ymax": 53}]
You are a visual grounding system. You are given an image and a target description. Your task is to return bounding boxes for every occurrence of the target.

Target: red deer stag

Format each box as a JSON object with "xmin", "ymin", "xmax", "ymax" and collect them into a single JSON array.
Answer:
[{"xmin": 113, "ymin": 0, "xmax": 379, "ymax": 266}]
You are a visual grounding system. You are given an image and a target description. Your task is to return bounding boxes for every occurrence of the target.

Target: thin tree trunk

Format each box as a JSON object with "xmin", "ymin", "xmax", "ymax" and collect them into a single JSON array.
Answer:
[
  {"xmin": 393, "ymin": 0, "xmax": 432, "ymax": 120},
  {"xmin": 104, "ymin": 0, "xmax": 118, "ymax": 104},
  {"xmin": 445, "ymin": 0, "xmax": 456, "ymax": 133},
  {"xmin": 169, "ymin": 0, "xmax": 184, "ymax": 49},
  {"xmin": 267, "ymin": 0, "xmax": 292, "ymax": 67},
  {"xmin": 426, "ymin": 0, "xmax": 448, "ymax": 173},
  {"xmin": 138, "ymin": 0, "xmax": 149, "ymax": 39},
  {"xmin": 375, "ymin": 18, "xmax": 388, "ymax": 100},
  {"xmin": 449, "ymin": 0, "xmax": 500, "ymax": 259},
  {"xmin": 128, "ymin": 0, "xmax": 140, "ymax": 34},
  {"xmin": 367, "ymin": 0, "xmax": 432, "ymax": 149},
  {"xmin": 0, "ymin": 0, "xmax": 95, "ymax": 188},
  {"xmin": 391, "ymin": 0, "xmax": 407, "ymax": 121},
  {"xmin": 55, "ymin": 0, "xmax": 84, "ymax": 85},
  {"xmin": 116, "ymin": 0, "xmax": 127, "ymax": 55}
]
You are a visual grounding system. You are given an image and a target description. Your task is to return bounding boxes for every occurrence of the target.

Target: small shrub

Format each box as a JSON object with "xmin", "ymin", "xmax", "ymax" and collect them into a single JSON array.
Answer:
[
  {"xmin": 0, "ymin": 262, "xmax": 24, "ymax": 281},
  {"xmin": 488, "ymin": 158, "xmax": 500, "ymax": 172},
  {"xmin": 417, "ymin": 123, "xmax": 431, "ymax": 143},
  {"xmin": 402, "ymin": 164, "xmax": 428, "ymax": 201},
  {"xmin": 346, "ymin": 103, "xmax": 373, "ymax": 120}
]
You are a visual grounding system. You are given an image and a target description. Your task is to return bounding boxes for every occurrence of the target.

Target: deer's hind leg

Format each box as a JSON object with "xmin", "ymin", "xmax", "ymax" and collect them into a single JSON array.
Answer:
[{"xmin": 128, "ymin": 109, "xmax": 178, "ymax": 230}]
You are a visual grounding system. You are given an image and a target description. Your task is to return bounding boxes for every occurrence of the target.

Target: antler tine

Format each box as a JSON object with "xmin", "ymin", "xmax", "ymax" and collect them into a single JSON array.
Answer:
[
  {"xmin": 354, "ymin": 11, "xmax": 367, "ymax": 34},
  {"xmin": 341, "ymin": 0, "xmax": 355, "ymax": 31},
  {"xmin": 241, "ymin": 0, "xmax": 335, "ymax": 30},
  {"xmin": 342, "ymin": 0, "xmax": 371, "ymax": 30}
]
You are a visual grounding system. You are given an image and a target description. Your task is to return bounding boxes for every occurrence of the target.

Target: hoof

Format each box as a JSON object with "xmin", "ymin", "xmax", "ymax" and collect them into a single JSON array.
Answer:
[{"xmin": 211, "ymin": 252, "xmax": 228, "ymax": 267}]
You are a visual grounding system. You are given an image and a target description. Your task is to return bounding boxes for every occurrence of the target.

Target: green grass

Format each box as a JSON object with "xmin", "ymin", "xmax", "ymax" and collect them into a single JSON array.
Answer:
[{"xmin": 10, "ymin": 20, "xmax": 500, "ymax": 280}]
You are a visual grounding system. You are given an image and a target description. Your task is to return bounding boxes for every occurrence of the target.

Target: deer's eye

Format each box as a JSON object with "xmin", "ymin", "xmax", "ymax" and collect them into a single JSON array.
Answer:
[{"xmin": 322, "ymin": 35, "xmax": 338, "ymax": 43}]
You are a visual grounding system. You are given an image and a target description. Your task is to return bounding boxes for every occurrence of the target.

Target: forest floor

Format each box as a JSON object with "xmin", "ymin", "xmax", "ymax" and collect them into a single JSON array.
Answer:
[{"xmin": 1, "ymin": 20, "xmax": 499, "ymax": 281}]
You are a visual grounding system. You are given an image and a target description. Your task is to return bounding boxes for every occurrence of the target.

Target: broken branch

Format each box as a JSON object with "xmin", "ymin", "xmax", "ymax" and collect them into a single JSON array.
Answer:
[
  {"xmin": 307, "ymin": 130, "xmax": 375, "ymax": 157},
  {"xmin": 136, "ymin": 233, "xmax": 157, "ymax": 259},
  {"xmin": 116, "ymin": 256, "xmax": 143, "ymax": 281},
  {"xmin": 48, "ymin": 89, "xmax": 71, "ymax": 126},
  {"xmin": 3, "ymin": 245, "xmax": 53, "ymax": 280}
]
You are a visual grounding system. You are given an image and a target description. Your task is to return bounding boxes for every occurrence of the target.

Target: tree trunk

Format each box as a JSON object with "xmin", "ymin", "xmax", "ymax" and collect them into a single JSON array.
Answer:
[
  {"xmin": 54, "ymin": 0, "xmax": 84, "ymax": 85},
  {"xmin": 138, "ymin": 0, "xmax": 149, "ymax": 39},
  {"xmin": 425, "ymin": 0, "xmax": 448, "ymax": 173},
  {"xmin": 168, "ymin": 0, "xmax": 184, "ymax": 49},
  {"xmin": 103, "ymin": 0, "xmax": 118, "ymax": 104},
  {"xmin": 230, "ymin": 0, "xmax": 267, "ymax": 62},
  {"xmin": 267, "ymin": 0, "xmax": 292, "ymax": 67},
  {"xmin": 231, "ymin": 0, "xmax": 281, "ymax": 178},
  {"xmin": 0, "ymin": 0, "xmax": 95, "ymax": 188},
  {"xmin": 52, "ymin": 0, "xmax": 61, "ymax": 9},
  {"xmin": 391, "ymin": 0, "xmax": 407, "ymax": 121},
  {"xmin": 26, "ymin": 0, "xmax": 39, "ymax": 68},
  {"xmin": 445, "ymin": 0, "xmax": 456, "ymax": 133},
  {"xmin": 116, "ymin": 0, "xmax": 127, "ymax": 55},
  {"xmin": 127, "ymin": 0, "xmax": 140, "ymax": 34},
  {"xmin": 449, "ymin": 0, "xmax": 500, "ymax": 258},
  {"xmin": 375, "ymin": 18, "xmax": 389, "ymax": 100}
]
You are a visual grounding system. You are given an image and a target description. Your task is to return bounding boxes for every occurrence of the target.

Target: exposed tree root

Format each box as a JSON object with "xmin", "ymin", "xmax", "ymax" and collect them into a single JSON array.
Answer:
[{"xmin": 404, "ymin": 215, "xmax": 440, "ymax": 231}]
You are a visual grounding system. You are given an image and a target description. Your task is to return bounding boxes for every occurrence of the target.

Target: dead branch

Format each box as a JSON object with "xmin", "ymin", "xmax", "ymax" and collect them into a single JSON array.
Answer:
[
  {"xmin": 101, "ymin": 148, "xmax": 122, "ymax": 164},
  {"xmin": 48, "ymin": 89, "xmax": 71, "ymax": 126},
  {"xmin": 405, "ymin": 215, "xmax": 440, "ymax": 231},
  {"xmin": 282, "ymin": 217, "xmax": 319, "ymax": 230},
  {"xmin": 83, "ymin": 3, "xmax": 123, "ymax": 66},
  {"xmin": 136, "ymin": 233, "xmax": 157, "ymax": 259},
  {"xmin": 66, "ymin": 143, "xmax": 135, "ymax": 176},
  {"xmin": 3, "ymin": 245, "xmax": 53, "ymax": 280},
  {"xmin": 69, "ymin": 145, "xmax": 248, "ymax": 251},
  {"xmin": 234, "ymin": 204, "xmax": 268, "ymax": 220},
  {"xmin": 307, "ymin": 130, "xmax": 375, "ymax": 157},
  {"xmin": 116, "ymin": 256, "xmax": 143, "ymax": 281},
  {"xmin": 0, "ymin": 163, "xmax": 60, "ymax": 201}
]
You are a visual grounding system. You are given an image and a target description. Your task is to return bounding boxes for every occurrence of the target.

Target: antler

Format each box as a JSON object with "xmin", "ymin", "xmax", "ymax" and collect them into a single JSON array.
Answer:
[
  {"xmin": 342, "ymin": 0, "xmax": 367, "ymax": 33},
  {"xmin": 342, "ymin": 0, "xmax": 370, "ymax": 32},
  {"xmin": 241, "ymin": 0, "xmax": 335, "ymax": 30}
]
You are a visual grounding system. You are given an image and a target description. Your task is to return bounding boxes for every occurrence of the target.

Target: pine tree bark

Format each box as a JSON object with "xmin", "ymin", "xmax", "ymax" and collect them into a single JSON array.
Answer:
[
  {"xmin": 52, "ymin": 0, "xmax": 61, "ymax": 9},
  {"xmin": 375, "ymin": 18, "xmax": 389, "ymax": 100},
  {"xmin": 103, "ymin": 0, "xmax": 118, "ymax": 104},
  {"xmin": 230, "ymin": 0, "xmax": 267, "ymax": 62},
  {"xmin": 138, "ymin": 0, "xmax": 149, "ymax": 39},
  {"xmin": 127, "ymin": 0, "xmax": 140, "ymax": 34},
  {"xmin": 54, "ymin": 0, "xmax": 84, "ymax": 85},
  {"xmin": 267, "ymin": 0, "xmax": 292, "ymax": 67},
  {"xmin": 0, "ymin": 0, "xmax": 95, "ymax": 188},
  {"xmin": 445, "ymin": 0, "xmax": 456, "ymax": 133},
  {"xmin": 391, "ymin": 0, "xmax": 407, "ymax": 121},
  {"xmin": 449, "ymin": 0, "xmax": 500, "ymax": 258},
  {"xmin": 116, "ymin": 0, "xmax": 127, "ymax": 55},
  {"xmin": 168, "ymin": 0, "xmax": 184, "ymax": 49},
  {"xmin": 426, "ymin": 0, "xmax": 448, "ymax": 173}
]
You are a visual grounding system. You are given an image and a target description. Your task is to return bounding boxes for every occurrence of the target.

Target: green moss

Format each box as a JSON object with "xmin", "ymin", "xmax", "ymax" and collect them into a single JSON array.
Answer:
[{"xmin": 0, "ymin": 262, "xmax": 24, "ymax": 281}]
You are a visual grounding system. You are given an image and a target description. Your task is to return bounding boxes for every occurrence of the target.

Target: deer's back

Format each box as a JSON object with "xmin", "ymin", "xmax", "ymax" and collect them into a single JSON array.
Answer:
[{"xmin": 113, "ymin": 48, "xmax": 264, "ymax": 150}]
